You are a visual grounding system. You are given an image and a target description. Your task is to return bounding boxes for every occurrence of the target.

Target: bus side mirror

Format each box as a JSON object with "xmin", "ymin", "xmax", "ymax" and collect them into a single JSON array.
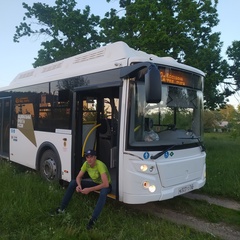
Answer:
[
  {"xmin": 120, "ymin": 62, "xmax": 162, "ymax": 103},
  {"xmin": 145, "ymin": 63, "xmax": 162, "ymax": 103}
]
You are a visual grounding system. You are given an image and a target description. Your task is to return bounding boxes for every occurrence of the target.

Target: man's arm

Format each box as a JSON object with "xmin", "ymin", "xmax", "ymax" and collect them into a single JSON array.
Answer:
[
  {"xmin": 80, "ymin": 172, "xmax": 109, "ymax": 195},
  {"xmin": 76, "ymin": 170, "xmax": 85, "ymax": 192}
]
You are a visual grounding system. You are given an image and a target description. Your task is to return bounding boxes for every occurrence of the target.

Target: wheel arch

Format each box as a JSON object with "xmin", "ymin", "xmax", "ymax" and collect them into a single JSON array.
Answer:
[{"xmin": 36, "ymin": 141, "xmax": 62, "ymax": 176}]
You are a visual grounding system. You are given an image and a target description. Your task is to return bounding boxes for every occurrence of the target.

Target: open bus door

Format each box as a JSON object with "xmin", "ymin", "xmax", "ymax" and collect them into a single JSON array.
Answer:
[
  {"xmin": 73, "ymin": 87, "xmax": 119, "ymax": 199},
  {"xmin": 0, "ymin": 97, "xmax": 11, "ymax": 158}
]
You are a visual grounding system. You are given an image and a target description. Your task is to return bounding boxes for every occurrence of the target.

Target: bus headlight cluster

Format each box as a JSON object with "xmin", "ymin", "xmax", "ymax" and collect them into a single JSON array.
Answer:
[
  {"xmin": 140, "ymin": 164, "xmax": 154, "ymax": 172},
  {"xmin": 143, "ymin": 181, "xmax": 156, "ymax": 193}
]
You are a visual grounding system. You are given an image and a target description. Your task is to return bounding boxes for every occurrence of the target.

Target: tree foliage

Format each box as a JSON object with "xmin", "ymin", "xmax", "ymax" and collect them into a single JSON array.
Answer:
[
  {"xmin": 203, "ymin": 104, "xmax": 240, "ymax": 137},
  {"xmin": 14, "ymin": 0, "xmax": 102, "ymax": 67},
  {"xmin": 101, "ymin": 0, "xmax": 228, "ymax": 109},
  {"xmin": 226, "ymin": 41, "xmax": 240, "ymax": 91},
  {"xmin": 13, "ymin": 0, "xmax": 238, "ymax": 109}
]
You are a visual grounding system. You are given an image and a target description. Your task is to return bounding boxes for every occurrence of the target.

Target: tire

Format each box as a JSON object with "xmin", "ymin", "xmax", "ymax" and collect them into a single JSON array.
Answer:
[{"xmin": 40, "ymin": 149, "xmax": 61, "ymax": 182}]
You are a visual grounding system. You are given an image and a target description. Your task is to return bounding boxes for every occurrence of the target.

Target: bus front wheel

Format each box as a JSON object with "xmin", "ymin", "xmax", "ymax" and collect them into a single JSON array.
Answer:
[{"xmin": 40, "ymin": 149, "xmax": 61, "ymax": 182}]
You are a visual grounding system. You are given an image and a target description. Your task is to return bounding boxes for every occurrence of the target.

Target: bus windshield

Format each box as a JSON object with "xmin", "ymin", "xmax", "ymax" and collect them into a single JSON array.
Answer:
[{"xmin": 128, "ymin": 81, "xmax": 203, "ymax": 148}]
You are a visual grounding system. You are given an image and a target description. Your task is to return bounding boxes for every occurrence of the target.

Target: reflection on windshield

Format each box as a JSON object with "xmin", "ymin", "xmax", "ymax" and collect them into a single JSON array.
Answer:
[{"xmin": 128, "ymin": 82, "xmax": 203, "ymax": 147}]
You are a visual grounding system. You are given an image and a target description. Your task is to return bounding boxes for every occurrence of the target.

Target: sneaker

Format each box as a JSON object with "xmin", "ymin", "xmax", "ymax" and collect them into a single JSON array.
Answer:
[
  {"xmin": 86, "ymin": 219, "xmax": 95, "ymax": 230},
  {"xmin": 50, "ymin": 207, "xmax": 65, "ymax": 216}
]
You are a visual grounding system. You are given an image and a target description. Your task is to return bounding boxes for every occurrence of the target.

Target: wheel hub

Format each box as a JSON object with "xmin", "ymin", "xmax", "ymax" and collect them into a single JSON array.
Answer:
[{"xmin": 43, "ymin": 158, "xmax": 57, "ymax": 180}]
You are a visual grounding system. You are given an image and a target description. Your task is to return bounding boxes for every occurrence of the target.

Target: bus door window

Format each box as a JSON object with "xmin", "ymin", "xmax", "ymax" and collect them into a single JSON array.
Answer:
[
  {"xmin": 98, "ymin": 97, "xmax": 119, "ymax": 169},
  {"xmin": 81, "ymin": 97, "xmax": 98, "ymax": 154},
  {"xmin": 0, "ymin": 98, "xmax": 11, "ymax": 156}
]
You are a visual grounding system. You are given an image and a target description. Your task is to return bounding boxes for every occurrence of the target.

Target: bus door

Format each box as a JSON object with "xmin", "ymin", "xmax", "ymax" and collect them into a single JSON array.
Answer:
[
  {"xmin": 0, "ymin": 97, "xmax": 11, "ymax": 158},
  {"xmin": 74, "ymin": 87, "xmax": 119, "ymax": 197}
]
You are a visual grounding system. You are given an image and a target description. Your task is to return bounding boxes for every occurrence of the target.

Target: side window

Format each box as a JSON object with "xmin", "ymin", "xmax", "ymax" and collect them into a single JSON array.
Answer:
[
  {"xmin": 15, "ymin": 102, "xmax": 34, "ymax": 115},
  {"xmin": 14, "ymin": 97, "xmax": 35, "ymax": 128},
  {"xmin": 38, "ymin": 90, "xmax": 71, "ymax": 131}
]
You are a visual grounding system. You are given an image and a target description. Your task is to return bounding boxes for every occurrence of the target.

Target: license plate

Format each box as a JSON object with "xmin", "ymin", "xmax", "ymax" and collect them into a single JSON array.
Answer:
[{"xmin": 178, "ymin": 184, "xmax": 194, "ymax": 195}]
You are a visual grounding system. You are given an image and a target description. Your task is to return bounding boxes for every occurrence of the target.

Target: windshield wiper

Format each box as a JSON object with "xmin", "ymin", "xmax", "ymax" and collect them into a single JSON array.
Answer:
[
  {"xmin": 178, "ymin": 136, "xmax": 206, "ymax": 152},
  {"xmin": 150, "ymin": 145, "xmax": 175, "ymax": 160}
]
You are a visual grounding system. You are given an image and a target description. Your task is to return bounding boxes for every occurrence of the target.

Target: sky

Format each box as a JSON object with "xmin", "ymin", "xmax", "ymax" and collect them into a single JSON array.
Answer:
[{"xmin": 1, "ymin": 0, "xmax": 240, "ymax": 106}]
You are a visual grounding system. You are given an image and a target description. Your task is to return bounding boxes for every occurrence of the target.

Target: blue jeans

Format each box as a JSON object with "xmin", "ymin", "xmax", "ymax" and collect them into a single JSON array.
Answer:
[{"xmin": 60, "ymin": 179, "xmax": 112, "ymax": 221}]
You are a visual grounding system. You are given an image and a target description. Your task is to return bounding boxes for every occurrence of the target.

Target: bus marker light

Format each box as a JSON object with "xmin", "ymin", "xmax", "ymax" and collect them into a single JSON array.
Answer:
[{"xmin": 143, "ymin": 181, "xmax": 150, "ymax": 188}]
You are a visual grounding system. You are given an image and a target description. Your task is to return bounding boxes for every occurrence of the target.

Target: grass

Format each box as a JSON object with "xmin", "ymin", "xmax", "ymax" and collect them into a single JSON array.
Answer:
[
  {"xmin": 154, "ymin": 132, "xmax": 240, "ymax": 230},
  {"xmin": 200, "ymin": 132, "xmax": 240, "ymax": 200},
  {"xmin": 1, "ymin": 132, "xmax": 239, "ymax": 239},
  {"xmin": 157, "ymin": 196, "xmax": 240, "ymax": 230},
  {"xmin": 0, "ymin": 160, "xmax": 217, "ymax": 240}
]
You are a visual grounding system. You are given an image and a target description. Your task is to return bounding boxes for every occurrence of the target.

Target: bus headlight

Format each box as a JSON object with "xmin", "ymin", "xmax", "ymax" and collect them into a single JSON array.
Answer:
[{"xmin": 140, "ymin": 165, "xmax": 148, "ymax": 172}]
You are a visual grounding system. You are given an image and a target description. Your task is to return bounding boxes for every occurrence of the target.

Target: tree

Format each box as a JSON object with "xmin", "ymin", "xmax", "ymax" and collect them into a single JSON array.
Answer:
[
  {"xmin": 203, "ymin": 104, "xmax": 240, "ymax": 134},
  {"xmin": 101, "ymin": 0, "xmax": 229, "ymax": 109},
  {"xmin": 203, "ymin": 109, "xmax": 218, "ymax": 132},
  {"xmin": 226, "ymin": 41, "xmax": 240, "ymax": 91},
  {"xmin": 13, "ymin": 0, "xmax": 102, "ymax": 67},
  {"xmin": 218, "ymin": 104, "xmax": 237, "ymax": 122},
  {"xmin": 14, "ymin": 0, "xmax": 231, "ymax": 109}
]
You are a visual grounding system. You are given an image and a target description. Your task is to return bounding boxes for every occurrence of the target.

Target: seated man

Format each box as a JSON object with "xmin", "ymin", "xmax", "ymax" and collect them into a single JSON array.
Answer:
[{"xmin": 53, "ymin": 149, "xmax": 112, "ymax": 230}]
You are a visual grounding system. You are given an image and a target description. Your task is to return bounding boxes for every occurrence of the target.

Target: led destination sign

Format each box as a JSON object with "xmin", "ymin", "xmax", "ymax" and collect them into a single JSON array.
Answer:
[
  {"xmin": 159, "ymin": 68, "xmax": 202, "ymax": 90},
  {"xmin": 160, "ymin": 70, "xmax": 185, "ymax": 86}
]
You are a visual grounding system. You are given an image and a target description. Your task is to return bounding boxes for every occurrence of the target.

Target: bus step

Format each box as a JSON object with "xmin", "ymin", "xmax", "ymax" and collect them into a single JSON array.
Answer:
[{"xmin": 95, "ymin": 191, "xmax": 116, "ymax": 199}]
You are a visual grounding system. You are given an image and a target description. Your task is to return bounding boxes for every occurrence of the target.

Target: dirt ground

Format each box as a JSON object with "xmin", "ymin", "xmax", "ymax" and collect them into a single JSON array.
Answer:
[{"xmin": 132, "ymin": 193, "xmax": 240, "ymax": 240}]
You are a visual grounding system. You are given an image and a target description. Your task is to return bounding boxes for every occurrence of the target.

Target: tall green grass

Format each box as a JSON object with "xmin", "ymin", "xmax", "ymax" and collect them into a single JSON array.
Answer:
[
  {"xmin": 0, "ymin": 133, "xmax": 238, "ymax": 239},
  {"xmin": 0, "ymin": 160, "xmax": 217, "ymax": 240},
  {"xmin": 153, "ymin": 132, "xmax": 240, "ymax": 229},
  {"xmin": 200, "ymin": 133, "xmax": 240, "ymax": 200}
]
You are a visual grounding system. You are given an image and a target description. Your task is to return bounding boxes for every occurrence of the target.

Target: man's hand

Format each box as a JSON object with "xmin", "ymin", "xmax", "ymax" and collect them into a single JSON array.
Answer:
[
  {"xmin": 80, "ymin": 188, "xmax": 91, "ymax": 195},
  {"xmin": 76, "ymin": 185, "xmax": 82, "ymax": 193}
]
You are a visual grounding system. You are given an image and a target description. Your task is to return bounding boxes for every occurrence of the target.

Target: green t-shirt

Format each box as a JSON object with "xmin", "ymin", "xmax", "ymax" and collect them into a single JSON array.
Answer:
[{"xmin": 81, "ymin": 160, "xmax": 111, "ymax": 184}]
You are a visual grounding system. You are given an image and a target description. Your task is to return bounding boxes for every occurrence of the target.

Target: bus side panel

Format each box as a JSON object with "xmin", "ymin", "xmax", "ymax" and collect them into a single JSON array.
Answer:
[
  {"xmin": 35, "ymin": 130, "xmax": 72, "ymax": 182},
  {"xmin": 10, "ymin": 128, "xmax": 37, "ymax": 169},
  {"xmin": 9, "ymin": 128, "xmax": 72, "ymax": 181}
]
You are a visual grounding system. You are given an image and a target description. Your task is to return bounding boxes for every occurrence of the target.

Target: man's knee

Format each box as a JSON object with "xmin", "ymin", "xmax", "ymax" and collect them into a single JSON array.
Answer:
[
  {"xmin": 99, "ymin": 187, "xmax": 110, "ymax": 197},
  {"xmin": 68, "ymin": 179, "xmax": 77, "ymax": 188}
]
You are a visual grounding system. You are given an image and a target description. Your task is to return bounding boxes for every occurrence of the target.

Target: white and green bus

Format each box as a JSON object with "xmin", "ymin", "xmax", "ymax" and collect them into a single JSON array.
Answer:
[{"xmin": 0, "ymin": 41, "xmax": 206, "ymax": 204}]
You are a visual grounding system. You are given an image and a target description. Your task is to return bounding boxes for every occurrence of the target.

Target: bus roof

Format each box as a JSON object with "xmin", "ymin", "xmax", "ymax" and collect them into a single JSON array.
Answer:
[{"xmin": 2, "ymin": 41, "xmax": 205, "ymax": 90}]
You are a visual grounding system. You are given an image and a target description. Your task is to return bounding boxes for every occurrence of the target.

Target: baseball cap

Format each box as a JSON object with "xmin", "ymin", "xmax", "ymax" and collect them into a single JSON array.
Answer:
[{"xmin": 85, "ymin": 149, "xmax": 96, "ymax": 156}]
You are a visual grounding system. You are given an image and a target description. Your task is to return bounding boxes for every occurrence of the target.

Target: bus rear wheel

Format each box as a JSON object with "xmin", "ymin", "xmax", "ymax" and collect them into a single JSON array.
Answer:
[{"xmin": 40, "ymin": 149, "xmax": 60, "ymax": 182}]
